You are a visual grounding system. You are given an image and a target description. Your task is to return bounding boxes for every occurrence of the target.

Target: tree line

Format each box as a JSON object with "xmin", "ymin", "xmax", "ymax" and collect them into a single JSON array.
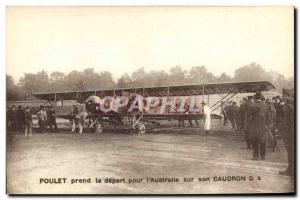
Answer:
[{"xmin": 7, "ymin": 62, "xmax": 293, "ymax": 101}]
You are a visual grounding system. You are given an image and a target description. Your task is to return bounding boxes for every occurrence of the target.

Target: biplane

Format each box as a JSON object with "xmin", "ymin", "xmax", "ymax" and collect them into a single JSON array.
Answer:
[{"xmin": 33, "ymin": 80, "xmax": 275, "ymax": 132}]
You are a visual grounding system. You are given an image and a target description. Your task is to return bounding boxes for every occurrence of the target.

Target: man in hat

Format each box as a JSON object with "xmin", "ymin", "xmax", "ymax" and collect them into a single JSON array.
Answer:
[
  {"xmin": 16, "ymin": 105, "xmax": 25, "ymax": 131},
  {"xmin": 244, "ymin": 96, "xmax": 254, "ymax": 149},
  {"xmin": 24, "ymin": 106, "xmax": 33, "ymax": 138},
  {"xmin": 221, "ymin": 101, "xmax": 228, "ymax": 125},
  {"xmin": 177, "ymin": 103, "xmax": 185, "ymax": 128},
  {"xmin": 37, "ymin": 105, "xmax": 47, "ymax": 132},
  {"xmin": 7, "ymin": 105, "xmax": 17, "ymax": 131},
  {"xmin": 72, "ymin": 111, "xmax": 88, "ymax": 134},
  {"xmin": 37, "ymin": 105, "xmax": 43, "ymax": 131},
  {"xmin": 238, "ymin": 98, "xmax": 247, "ymax": 133},
  {"xmin": 278, "ymin": 97, "xmax": 294, "ymax": 176},
  {"xmin": 266, "ymin": 98, "xmax": 277, "ymax": 151},
  {"xmin": 248, "ymin": 91, "xmax": 270, "ymax": 160},
  {"xmin": 71, "ymin": 105, "xmax": 79, "ymax": 132},
  {"xmin": 184, "ymin": 101, "xmax": 195, "ymax": 127},
  {"xmin": 202, "ymin": 101, "xmax": 211, "ymax": 135},
  {"xmin": 232, "ymin": 101, "xmax": 239, "ymax": 130},
  {"xmin": 47, "ymin": 106, "xmax": 57, "ymax": 133},
  {"xmin": 226, "ymin": 101, "xmax": 236, "ymax": 129},
  {"xmin": 110, "ymin": 95, "xmax": 119, "ymax": 113},
  {"xmin": 274, "ymin": 96, "xmax": 282, "ymax": 129}
]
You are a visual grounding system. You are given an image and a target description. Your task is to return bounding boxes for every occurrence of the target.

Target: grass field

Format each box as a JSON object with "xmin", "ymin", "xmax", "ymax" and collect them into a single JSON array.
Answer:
[{"xmin": 6, "ymin": 126, "xmax": 294, "ymax": 194}]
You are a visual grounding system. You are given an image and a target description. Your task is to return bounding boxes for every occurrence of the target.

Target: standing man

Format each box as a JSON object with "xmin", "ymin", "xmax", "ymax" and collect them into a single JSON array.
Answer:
[
  {"xmin": 11, "ymin": 105, "xmax": 18, "ymax": 131},
  {"xmin": 227, "ymin": 102, "xmax": 235, "ymax": 129},
  {"xmin": 274, "ymin": 96, "xmax": 282, "ymax": 130},
  {"xmin": 7, "ymin": 107, "xmax": 12, "ymax": 130},
  {"xmin": 110, "ymin": 95, "xmax": 119, "ymax": 113},
  {"xmin": 16, "ymin": 105, "xmax": 25, "ymax": 131},
  {"xmin": 72, "ymin": 111, "xmax": 88, "ymax": 134},
  {"xmin": 176, "ymin": 102, "xmax": 185, "ymax": 128},
  {"xmin": 7, "ymin": 106, "xmax": 16, "ymax": 131},
  {"xmin": 202, "ymin": 101, "xmax": 211, "ymax": 135},
  {"xmin": 266, "ymin": 98, "xmax": 277, "ymax": 151},
  {"xmin": 37, "ymin": 105, "xmax": 43, "ymax": 131},
  {"xmin": 7, "ymin": 106, "xmax": 16, "ymax": 144},
  {"xmin": 71, "ymin": 105, "xmax": 79, "ymax": 132},
  {"xmin": 24, "ymin": 106, "xmax": 33, "ymax": 138},
  {"xmin": 47, "ymin": 106, "xmax": 58, "ymax": 133},
  {"xmin": 248, "ymin": 92, "xmax": 270, "ymax": 160},
  {"xmin": 239, "ymin": 98, "xmax": 247, "ymax": 134},
  {"xmin": 232, "ymin": 102, "xmax": 239, "ymax": 130},
  {"xmin": 178, "ymin": 117, "xmax": 185, "ymax": 128},
  {"xmin": 278, "ymin": 97, "xmax": 294, "ymax": 176},
  {"xmin": 184, "ymin": 102, "xmax": 194, "ymax": 127},
  {"xmin": 221, "ymin": 101, "xmax": 229, "ymax": 125},
  {"xmin": 244, "ymin": 96, "xmax": 254, "ymax": 149},
  {"xmin": 94, "ymin": 105, "xmax": 103, "ymax": 133},
  {"xmin": 37, "ymin": 106, "xmax": 48, "ymax": 132}
]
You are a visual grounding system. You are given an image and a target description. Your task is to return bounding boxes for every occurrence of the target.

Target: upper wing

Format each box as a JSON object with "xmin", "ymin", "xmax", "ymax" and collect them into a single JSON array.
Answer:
[{"xmin": 33, "ymin": 80, "xmax": 275, "ymax": 100}]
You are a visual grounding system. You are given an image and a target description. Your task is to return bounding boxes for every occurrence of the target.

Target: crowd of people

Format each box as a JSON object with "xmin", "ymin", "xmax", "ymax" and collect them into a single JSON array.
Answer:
[
  {"xmin": 6, "ymin": 91, "xmax": 294, "ymax": 176},
  {"xmin": 7, "ymin": 103, "xmax": 91, "ymax": 136},
  {"xmin": 7, "ymin": 104, "xmax": 58, "ymax": 138},
  {"xmin": 221, "ymin": 92, "xmax": 294, "ymax": 176}
]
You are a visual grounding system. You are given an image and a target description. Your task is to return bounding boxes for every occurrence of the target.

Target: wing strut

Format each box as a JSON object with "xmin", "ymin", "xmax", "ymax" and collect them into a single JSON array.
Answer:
[
  {"xmin": 210, "ymin": 91, "xmax": 241, "ymax": 113},
  {"xmin": 210, "ymin": 92, "xmax": 233, "ymax": 111},
  {"xmin": 210, "ymin": 84, "xmax": 249, "ymax": 112}
]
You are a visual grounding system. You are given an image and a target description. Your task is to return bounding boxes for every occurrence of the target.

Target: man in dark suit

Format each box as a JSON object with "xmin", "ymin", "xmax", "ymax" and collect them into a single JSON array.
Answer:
[
  {"xmin": 248, "ymin": 91, "xmax": 270, "ymax": 160},
  {"xmin": 232, "ymin": 102, "xmax": 239, "ymax": 130},
  {"xmin": 244, "ymin": 96, "xmax": 254, "ymax": 149},
  {"xmin": 47, "ymin": 106, "xmax": 57, "ymax": 132},
  {"xmin": 279, "ymin": 97, "xmax": 294, "ymax": 176},
  {"xmin": 238, "ymin": 98, "xmax": 247, "ymax": 133},
  {"xmin": 24, "ymin": 106, "xmax": 33, "ymax": 138},
  {"xmin": 16, "ymin": 105, "xmax": 25, "ymax": 131}
]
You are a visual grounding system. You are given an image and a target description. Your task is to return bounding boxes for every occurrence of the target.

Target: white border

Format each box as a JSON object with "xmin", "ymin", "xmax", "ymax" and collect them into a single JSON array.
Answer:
[{"xmin": 1, "ymin": 1, "xmax": 298, "ymax": 199}]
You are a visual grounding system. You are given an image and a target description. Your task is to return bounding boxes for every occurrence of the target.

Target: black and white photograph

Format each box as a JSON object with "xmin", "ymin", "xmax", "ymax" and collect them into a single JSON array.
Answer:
[{"xmin": 5, "ymin": 6, "xmax": 294, "ymax": 194}]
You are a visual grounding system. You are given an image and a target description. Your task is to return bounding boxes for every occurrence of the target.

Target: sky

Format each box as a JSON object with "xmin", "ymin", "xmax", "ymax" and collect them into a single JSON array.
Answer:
[{"xmin": 6, "ymin": 6, "xmax": 294, "ymax": 82}]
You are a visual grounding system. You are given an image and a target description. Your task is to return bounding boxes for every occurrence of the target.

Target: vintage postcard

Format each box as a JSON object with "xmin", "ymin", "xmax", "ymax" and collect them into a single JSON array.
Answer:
[{"xmin": 6, "ymin": 6, "xmax": 294, "ymax": 194}]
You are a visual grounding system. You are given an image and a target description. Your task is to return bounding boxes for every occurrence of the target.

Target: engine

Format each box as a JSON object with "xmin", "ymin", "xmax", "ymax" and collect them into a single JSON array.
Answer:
[{"xmin": 85, "ymin": 95, "xmax": 102, "ymax": 114}]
